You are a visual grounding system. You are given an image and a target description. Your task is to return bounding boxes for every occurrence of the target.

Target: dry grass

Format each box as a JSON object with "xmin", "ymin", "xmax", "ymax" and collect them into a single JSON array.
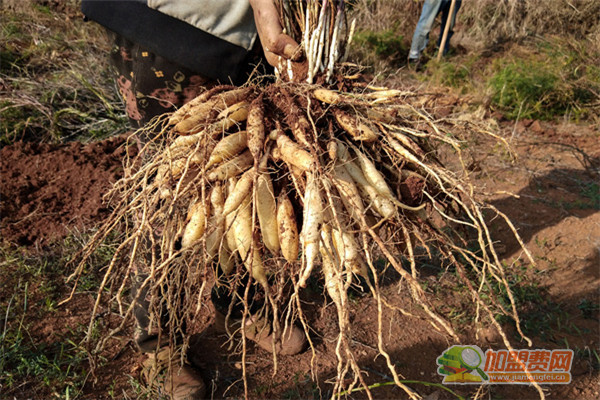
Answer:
[
  {"xmin": 461, "ymin": 0, "xmax": 600, "ymax": 49},
  {"xmin": 0, "ymin": 1, "xmax": 127, "ymax": 144}
]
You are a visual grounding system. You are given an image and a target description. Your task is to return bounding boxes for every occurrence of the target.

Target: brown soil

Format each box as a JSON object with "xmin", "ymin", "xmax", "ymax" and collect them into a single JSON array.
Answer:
[
  {"xmin": 1, "ymin": 116, "xmax": 598, "ymax": 399},
  {"xmin": 0, "ymin": 136, "xmax": 135, "ymax": 246}
]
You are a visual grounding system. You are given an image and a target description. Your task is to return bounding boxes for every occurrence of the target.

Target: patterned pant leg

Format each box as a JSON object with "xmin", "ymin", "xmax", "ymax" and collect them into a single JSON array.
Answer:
[
  {"xmin": 107, "ymin": 31, "xmax": 216, "ymax": 130},
  {"xmin": 108, "ymin": 32, "xmax": 270, "ymax": 349},
  {"xmin": 104, "ymin": 32, "xmax": 216, "ymax": 352}
]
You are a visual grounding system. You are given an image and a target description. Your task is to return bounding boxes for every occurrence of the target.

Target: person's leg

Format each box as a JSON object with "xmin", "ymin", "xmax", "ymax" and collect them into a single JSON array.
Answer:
[
  {"xmin": 408, "ymin": 0, "xmax": 443, "ymax": 61},
  {"xmin": 108, "ymin": 31, "xmax": 213, "ymax": 131},
  {"xmin": 210, "ymin": 265, "xmax": 306, "ymax": 355},
  {"xmin": 132, "ymin": 272, "xmax": 167, "ymax": 353},
  {"xmin": 437, "ymin": 0, "xmax": 462, "ymax": 55},
  {"xmin": 132, "ymin": 266, "xmax": 206, "ymax": 400},
  {"xmin": 108, "ymin": 35, "xmax": 217, "ymax": 394}
]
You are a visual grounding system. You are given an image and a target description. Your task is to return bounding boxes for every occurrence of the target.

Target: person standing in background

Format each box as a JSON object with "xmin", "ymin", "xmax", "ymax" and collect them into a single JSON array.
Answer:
[{"xmin": 408, "ymin": 0, "xmax": 462, "ymax": 69}]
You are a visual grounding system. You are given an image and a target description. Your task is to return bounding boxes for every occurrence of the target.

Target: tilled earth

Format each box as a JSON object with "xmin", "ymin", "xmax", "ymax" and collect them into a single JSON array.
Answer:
[{"xmin": 0, "ymin": 136, "xmax": 135, "ymax": 246}]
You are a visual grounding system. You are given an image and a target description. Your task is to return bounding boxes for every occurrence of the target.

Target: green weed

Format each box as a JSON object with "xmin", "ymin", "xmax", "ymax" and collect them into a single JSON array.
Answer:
[
  {"xmin": 423, "ymin": 59, "xmax": 472, "ymax": 89},
  {"xmin": 351, "ymin": 28, "xmax": 407, "ymax": 72},
  {"xmin": 126, "ymin": 375, "xmax": 151, "ymax": 399},
  {"xmin": 579, "ymin": 182, "xmax": 600, "ymax": 210},
  {"xmin": 532, "ymin": 180, "xmax": 599, "ymax": 211},
  {"xmin": 578, "ymin": 298, "xmax": 600, "ymax": 319},
  {"xmin": 0, "ymin": 282, "xmax": 89, "ymax": 397},
  {"xmin": 486, "ymin": 264, "xmax": 572, "ymax": 341},
  {"xmin": 281, "ymin": 372, "xmax": 320, "ymax": 400},
  {"xmin": 488, "ymin": 40, "xmax": 600, "ymax": 121},
  {"xmin": 489, "ymin": 59, "xmax": 566, "ymax": 120},
  {"xmin": 354, "ymin": 29, "xmax": 405, "ymax": 60},
  {"xmin": 0, "ymin": 230, "xmax": 119, "ymax": 398},
  {"xmin": 583, "ymin": 347, "xmax": 600, "ymax": 371}
]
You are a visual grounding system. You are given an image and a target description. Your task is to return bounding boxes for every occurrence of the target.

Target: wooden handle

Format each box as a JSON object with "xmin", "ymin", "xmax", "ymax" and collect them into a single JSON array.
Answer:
[{"xmin": 437, "ymin": 0, "xmax": 457, "ymax": 61}]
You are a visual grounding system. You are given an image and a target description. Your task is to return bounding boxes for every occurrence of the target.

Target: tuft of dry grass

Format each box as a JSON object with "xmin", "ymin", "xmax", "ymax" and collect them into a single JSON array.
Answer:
[
  {"xmin": 346, "ymin": 0, "xmax": 422, "ymax": 74},
  {"xmin": 350, "ymin": 0, "xmax": 423, "ymax": 38},
  {"xmin": 349, "ymin": 0, "xmax": 600, "ymax": 49},
  {"xmin": 460, "ymin": 0, "xmax": 600, "ymax": 49},
  {"xmin": 0, "ymin": 1, "xmax": 127, "ymax": 144}
]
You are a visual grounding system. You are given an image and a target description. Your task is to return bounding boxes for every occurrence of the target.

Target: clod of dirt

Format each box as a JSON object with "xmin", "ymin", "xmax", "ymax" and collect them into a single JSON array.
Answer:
[
  {"xmin": 400, "ymin": 175, "xmax": 426, "ymax": 205},
  {"xmin": 0, "ymin": 136, "xmax": 136, "ymax": 246}
]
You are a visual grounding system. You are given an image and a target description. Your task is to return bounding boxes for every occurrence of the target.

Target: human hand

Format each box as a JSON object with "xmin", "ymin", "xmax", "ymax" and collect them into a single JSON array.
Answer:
[{"xmin": 249, "ymin": 0, "xmax": 301, "ymax": 67}]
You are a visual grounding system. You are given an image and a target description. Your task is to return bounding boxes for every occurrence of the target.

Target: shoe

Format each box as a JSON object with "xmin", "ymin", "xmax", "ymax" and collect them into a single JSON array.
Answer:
[
  {"xmin": 244, "ymin": 314, "xmax": 306, "ymax": 355},
  {"xmin": 141, "ymin": 348, "xmax": 206, "ymax": 400},
  {"xmin": 213, "ymin": 311, "xmax": 306, "ymax": 356},
  {"xmin": 407, "ymin": 58, "xmax": 423, "ymax": 72}
]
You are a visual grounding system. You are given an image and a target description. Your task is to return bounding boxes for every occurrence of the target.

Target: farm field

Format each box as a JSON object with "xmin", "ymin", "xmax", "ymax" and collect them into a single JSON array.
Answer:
[{"xmin": 1, "ymin": 1, "xmax": 598, "ymax": 399}]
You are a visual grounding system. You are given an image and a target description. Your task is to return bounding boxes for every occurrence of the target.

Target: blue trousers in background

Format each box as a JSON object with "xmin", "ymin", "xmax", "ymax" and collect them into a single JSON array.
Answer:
[{"xmin": 408, "ymin": 0, "xmax": 462, "ymax": 61}]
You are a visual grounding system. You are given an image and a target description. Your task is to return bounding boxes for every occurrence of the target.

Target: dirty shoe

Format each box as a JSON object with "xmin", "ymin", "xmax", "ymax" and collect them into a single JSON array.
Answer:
[
  {"xmin": 214, "ymin": 311, "xmax": 306, "ymax": 355},
  {"xmin": 142, "ymin": 348, "xmax": 206, "ymax": 400},
  {"xmin": 244, "ymin": 315, "xmax": 306, "ymax": 355}
]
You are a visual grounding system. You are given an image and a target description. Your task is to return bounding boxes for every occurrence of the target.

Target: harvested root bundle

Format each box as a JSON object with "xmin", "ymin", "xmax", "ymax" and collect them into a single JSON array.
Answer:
[
  {"xmin": 70, "ymin": 80, "xmax": 538, "ymax": 398},
  {"xmin": 67, "ymin": 1, "xmax": 544, "ymax": 399}
]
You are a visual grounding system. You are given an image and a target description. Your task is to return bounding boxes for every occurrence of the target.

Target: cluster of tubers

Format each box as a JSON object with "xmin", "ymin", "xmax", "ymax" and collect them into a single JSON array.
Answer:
[{"xmin": 153, "ymin": 82, "xmax": 439, "ymax": 306}]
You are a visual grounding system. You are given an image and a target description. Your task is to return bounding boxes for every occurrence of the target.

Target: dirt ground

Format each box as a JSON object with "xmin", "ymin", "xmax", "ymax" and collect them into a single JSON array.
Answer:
[
  {"xmin": 0, "ymin": 136, "xmax": 136, "ymax": 246},
  {"xmin": 1, "ymin": 109, "xmax": 598, "ymax": 399}
]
